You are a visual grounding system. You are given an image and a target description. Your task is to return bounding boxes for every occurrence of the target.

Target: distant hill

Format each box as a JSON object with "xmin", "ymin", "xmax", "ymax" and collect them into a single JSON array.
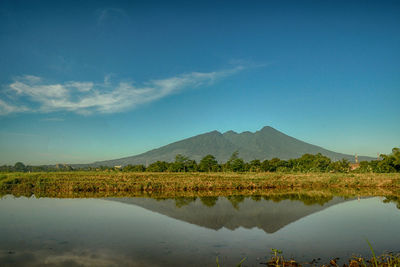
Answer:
[{"xmin": 88, "ymin": 126, "xmax": 373, "ymax": 167}]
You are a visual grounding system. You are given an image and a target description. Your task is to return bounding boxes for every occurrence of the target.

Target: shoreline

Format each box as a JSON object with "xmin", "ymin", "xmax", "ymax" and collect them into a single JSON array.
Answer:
[{"xmin": 1, "ymin": 171, "xmax": 400, "ymax": 199}]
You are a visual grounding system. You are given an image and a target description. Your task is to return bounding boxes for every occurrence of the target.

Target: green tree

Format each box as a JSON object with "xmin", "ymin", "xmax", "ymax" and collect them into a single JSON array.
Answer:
[
  {"xmin": 249, "ymin": 160, "xmax": 261, "ymax": 172},
  {"xmin": 356, "ymin": 148, "xmax": 400, "ymax": 173},
  {"xmin": 146, "ymin": 161, "xmax": 169, "ymax": 172},
  {"xmin": 294, "ymin": 153, "xmax": 331, "ymax": 172},
  {"xmin": 185, "ymin": 159, "xmax": 198, "ymax": 172},
  {"xmin": 123, "ymin": 164, "xmax": 146, "ymax": 172},
  {"xmin": 380, "ymin": 148, "xmax": 400, "ymax": 172},
  {"xmin": 392, "ymin": 147, "xmax": 400, "ymax": 171},
  {"xmin": 276, "ymin": 160, "xmax": 290, "ymax": 172},
  {"xmin": 168, "ymin": 154, "xmax": 197, "ymax": 172},
  {"xmin": 14, "ymin": 162, "xmax": 26, "ymax": 172},
  {"xmin": 261, "ymin": 159, "xmax": 271, "ymax": 172},
  {"xmin": 267, "ymin": 158, "xmax": 281, "ymax": 172},
  {"xmin": 231, "ymin": 158, "xmax": 245, "ymax": 172},
  {"xmin": 224, "ymin": 151, "xmax": 245, "ymax": 172},
  {"xmin": 313, "ymin": 153, "xmax": 331, "ymax": 172},
  {"xmin": 328, "ymin": 159, "xmax": 350, "ymax": 173},
  {"xmin": 198, "ymin": 155, "xmax": 219, "ymax": 172}
]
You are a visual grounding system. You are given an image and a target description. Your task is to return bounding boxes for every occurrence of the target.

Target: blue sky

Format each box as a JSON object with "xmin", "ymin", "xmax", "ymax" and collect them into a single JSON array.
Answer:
[{"xmin": 0, "ymin": 0, "xmax": 399, "ymax": 165}]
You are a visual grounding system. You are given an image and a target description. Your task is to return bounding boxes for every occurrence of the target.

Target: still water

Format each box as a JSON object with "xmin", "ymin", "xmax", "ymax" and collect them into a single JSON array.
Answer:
[{"xmin": 0, "ymin": 195, "xmax": 399, "ymax": 266}]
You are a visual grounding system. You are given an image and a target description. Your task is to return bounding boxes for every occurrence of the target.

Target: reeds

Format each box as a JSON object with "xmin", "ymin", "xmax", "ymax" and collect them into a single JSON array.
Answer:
[
  {"xmin": 1, "ymin": 171, "xmax": 400, "ymax": 199},
  {"xmin": 222, "ymin": 246, "xmax": 400, "ymax": 267}
]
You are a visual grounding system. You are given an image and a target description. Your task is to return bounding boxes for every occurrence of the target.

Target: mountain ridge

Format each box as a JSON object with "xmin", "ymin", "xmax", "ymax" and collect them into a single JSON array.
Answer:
[{"xmin": 86, "ymin": 126, "xmax": 373, "ymax": 167}]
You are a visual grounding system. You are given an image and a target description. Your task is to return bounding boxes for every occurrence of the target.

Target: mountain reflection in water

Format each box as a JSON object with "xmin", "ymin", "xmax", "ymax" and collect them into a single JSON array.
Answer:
[
  {"xmin": 1, "ymin": 194, "xmax": 399, "ymax": 267},
  {"xmin": 108, "ymin": 195, "xmax": 348, "ymax": 233}
]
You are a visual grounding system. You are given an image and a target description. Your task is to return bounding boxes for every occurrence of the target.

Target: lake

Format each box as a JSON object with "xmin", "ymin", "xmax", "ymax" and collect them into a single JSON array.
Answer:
[{"xmin": 0, "ymin": 194, "xmax": 399, "ymax": 266}]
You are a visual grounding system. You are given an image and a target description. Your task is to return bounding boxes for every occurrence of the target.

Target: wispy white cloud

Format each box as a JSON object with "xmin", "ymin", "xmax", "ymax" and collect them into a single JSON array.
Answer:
[
  {"xmin": 0, "ymin": 99, "xmax": 28, "ymax": 115},
  {"xmin": 65, "ymin": 82, "xmax": 94, "ymax": 92},
  {"xmin": 0, "ymin": 67, "xmax": 242, "ymax": 116}
]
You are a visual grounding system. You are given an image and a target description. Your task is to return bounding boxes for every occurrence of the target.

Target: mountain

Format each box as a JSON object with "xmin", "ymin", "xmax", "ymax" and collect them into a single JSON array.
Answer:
[
  {"xmin": 89, "ymin": 126, "xmax": 372, "ymax": 166},
  {"xmin": 107, "ymin": 196, "xmax": 352, "ymax": 233}
]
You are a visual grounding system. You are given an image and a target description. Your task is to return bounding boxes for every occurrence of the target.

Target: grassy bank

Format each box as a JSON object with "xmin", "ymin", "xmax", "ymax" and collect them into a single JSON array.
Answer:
[
  {"xmin": 1, "ymin": 171, "xmax": 400, "ymax": 198},
  {"xmin": 236, "ymin": 248, "xmax": 400, "ymax": 267}
]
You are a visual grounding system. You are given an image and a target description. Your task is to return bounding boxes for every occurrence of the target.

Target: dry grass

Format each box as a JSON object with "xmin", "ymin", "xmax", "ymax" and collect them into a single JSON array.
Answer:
[
  {"xmin": 0, "ymin": 171, "xmax": 400, "ymax": 199},
  {"xmin": 262, "ymin": 247, "xmax": 400, "ymax": 267}
]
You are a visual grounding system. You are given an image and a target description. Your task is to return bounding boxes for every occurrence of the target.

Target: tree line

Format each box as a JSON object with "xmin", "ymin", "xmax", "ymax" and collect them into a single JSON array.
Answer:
[{"xmin": 1, "ymin": 147, "xmax": 399, "ymax": 173}]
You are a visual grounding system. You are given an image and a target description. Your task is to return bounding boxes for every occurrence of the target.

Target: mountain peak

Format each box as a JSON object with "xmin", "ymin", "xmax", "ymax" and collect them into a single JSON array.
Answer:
[
  {"xmin": 87, "ymin": 126, "xmax": 372, "ymax": 167},
  {"xmin": 260, "ymin": 126, "xmax": 275, "ymax": 132},
  {"xmin": 206, "ymin": 130, "xmax": 222, "ymax": 135},
  {"xmin": 223, "ymin": 126, "xmax": 277, "ymax": 135},
  {"xmin": 223, "ymin": 130, "xmax": 237, "ymax": 135}
]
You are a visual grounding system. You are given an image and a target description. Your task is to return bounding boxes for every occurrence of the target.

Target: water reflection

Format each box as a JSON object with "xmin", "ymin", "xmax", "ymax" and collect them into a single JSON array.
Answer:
[
  {"xmin": 173, "ymin": 194, "xmax": 336, "ymax": 209},
  {"xmin": 111, "ymin": 195, "xmax": 348, "ymax": 233},
  {"xmin": 0, "ymin": 194, "xmax": 400, "ymax": 267},
  {"xmin": 382, "ymin": 195, "xmax": 400, "ymax": 209},
  {"xmin": 0, "ymin": 248, "xmax": 144, "ymax": 267}
]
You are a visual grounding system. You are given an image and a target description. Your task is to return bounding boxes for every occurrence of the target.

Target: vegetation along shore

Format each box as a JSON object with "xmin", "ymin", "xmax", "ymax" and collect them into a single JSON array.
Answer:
[
  {"xmin": 1, "ymin": 171, "xmax": 400, "ymax": 197},
  {"xmin": 223, "ymin": 245, "xmax": 400, "ymax": 267},
  {"xmin": 1, "ymin": 148, "xmax": 398, "ymax": 197},
  {"xmin": 1, "ymin": 148, "xmax": 399, "ymax": 173}
]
